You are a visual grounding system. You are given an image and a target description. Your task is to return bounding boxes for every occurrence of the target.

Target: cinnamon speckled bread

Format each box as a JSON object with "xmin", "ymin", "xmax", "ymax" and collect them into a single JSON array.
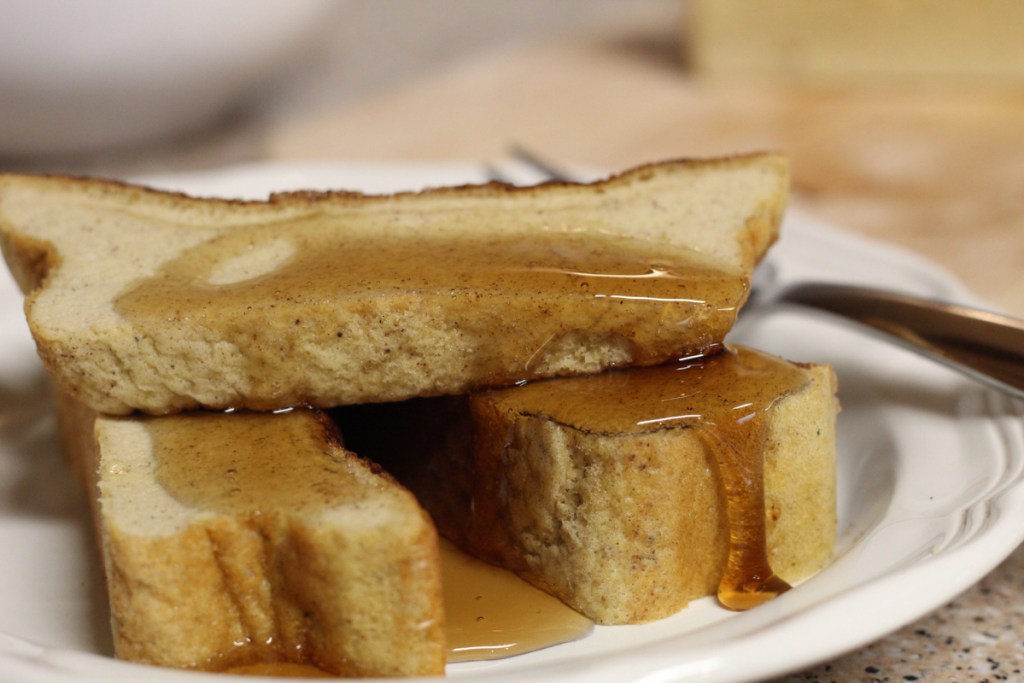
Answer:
[
  {"xmin": 0, "ymin": 154, "xmax": 787, "ymax": 415},
  {"xmin": 57, "ymin": 394, "xmax": 446, "ymax": 677},
  {"xmin": 337, "ymin": 346, "xmax": 838, "ymax": 624}
]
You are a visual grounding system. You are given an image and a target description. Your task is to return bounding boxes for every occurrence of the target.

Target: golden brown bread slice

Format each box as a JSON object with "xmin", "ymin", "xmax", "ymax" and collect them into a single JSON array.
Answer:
[
  {"xmin": 56, "ymin": 395, "xmax": 446, "ymax": 677},
  {"xmin": 0, "ymin": 154, "xmax": 787, "ymax": 415},
  {"xmin": 337, "ymin": 345, "xmax": 838, "ymax": 624}
]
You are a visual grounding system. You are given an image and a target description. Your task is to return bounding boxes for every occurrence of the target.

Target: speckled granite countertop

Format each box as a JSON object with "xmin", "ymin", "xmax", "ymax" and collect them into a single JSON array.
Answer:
[{"xmin": 775, "ymin": 543, "xmax": 1024, "ymax": 682}]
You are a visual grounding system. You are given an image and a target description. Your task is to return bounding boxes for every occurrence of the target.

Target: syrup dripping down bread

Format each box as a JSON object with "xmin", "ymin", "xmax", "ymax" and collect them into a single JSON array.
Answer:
[{"xmin": 0, "ymin": 154, "xmax": 787, "ymax": 415}]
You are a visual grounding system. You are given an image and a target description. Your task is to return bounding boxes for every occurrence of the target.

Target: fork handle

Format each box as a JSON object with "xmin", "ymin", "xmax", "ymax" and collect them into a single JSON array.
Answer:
[{"xmin": 779, "ymin": 283, "xmax": 1024, "ymax": 401}]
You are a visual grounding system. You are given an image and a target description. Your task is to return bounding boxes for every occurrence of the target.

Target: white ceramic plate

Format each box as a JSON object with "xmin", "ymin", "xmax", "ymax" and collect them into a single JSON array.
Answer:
[{"xmin": 2, "ymin": 163, "xmax": 1022, "ymax": 683}]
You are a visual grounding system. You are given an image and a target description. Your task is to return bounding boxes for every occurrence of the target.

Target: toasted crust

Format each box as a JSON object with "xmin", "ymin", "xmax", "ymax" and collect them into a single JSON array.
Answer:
[
  {"xmin": 0, "ymin": 154, "xmax": 788, "ymax": 415},
  {"xmin": 56, "ymin": 397, "xmax": 446, "ymax": 676},
  {"xmin": 337, "ymin": 357, "xmax": 838, "ymax": 625}
]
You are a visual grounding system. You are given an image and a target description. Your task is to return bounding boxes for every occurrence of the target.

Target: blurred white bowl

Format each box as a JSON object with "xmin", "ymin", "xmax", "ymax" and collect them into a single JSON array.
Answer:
[{"xmin": 0, "ymin": 0, "xmax": 335, "ymax": 156}]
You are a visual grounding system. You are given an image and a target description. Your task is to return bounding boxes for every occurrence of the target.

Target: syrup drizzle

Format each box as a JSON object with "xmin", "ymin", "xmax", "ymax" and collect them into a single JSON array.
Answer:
[
  {"xmin": 440, "ymin": 541, "xmax": 592, "ymax": 662},
  {"xmin": 114, "ymin": 227, "xmax": 746, "ymax": 398},
  {"xmin": 213, "ymin": 540, "xmax": 592, "ymax": 675},
  {"xmin": 699, "ymin": 421, "xmax": 792, "ymax": 609},
  {"xmin": 148, "ymin": 410, "xmax": 365, "ymax": 515}
]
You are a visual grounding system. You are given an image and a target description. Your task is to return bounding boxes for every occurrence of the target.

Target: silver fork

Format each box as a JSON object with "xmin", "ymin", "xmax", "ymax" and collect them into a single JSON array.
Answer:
[{"xmin": 496, "ymin": 146, "xmax": 1024, "ymax": 402}]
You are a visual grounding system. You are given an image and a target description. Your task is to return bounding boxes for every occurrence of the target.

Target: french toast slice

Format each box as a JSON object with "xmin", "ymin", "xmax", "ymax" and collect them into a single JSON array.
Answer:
[
  {"xmin": 57, "ymin": 395, "xmax": 446, "ymax": 676},
  {"xmin": 0, "ymin": 154, "xmax": 787, "ymax": 415},
  {"xmin": 337, "ymin": 345, "xmax": 838, "ymax": 624}
]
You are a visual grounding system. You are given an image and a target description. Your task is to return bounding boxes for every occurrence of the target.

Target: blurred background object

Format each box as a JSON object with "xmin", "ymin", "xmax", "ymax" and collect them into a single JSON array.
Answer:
[
  {"xmin": 688, "ymin": 0, "xmax": 1024, "ymax": 88},
  {"xmin": 0, "ymin": 0, "xmax": 636, "ymax": 173},
  {"xmin": 0, "ymin": 0, "xmax": 336, "ymax": 156}
]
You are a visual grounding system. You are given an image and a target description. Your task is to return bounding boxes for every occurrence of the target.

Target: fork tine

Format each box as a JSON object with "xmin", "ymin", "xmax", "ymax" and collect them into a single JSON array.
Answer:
[
  {"xmin": 507, "ymin": 143, "xmax": 576, "ymax": 182},
  {"xmin": 482, "ymin": 162, "xmax": 511, "ymax": 184}
]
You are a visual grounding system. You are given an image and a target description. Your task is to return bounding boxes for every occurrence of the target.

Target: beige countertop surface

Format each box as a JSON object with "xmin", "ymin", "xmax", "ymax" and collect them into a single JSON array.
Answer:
[{"xmin": 3, "ymin": 1, "xmax": 1022, "ymax": 680}]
